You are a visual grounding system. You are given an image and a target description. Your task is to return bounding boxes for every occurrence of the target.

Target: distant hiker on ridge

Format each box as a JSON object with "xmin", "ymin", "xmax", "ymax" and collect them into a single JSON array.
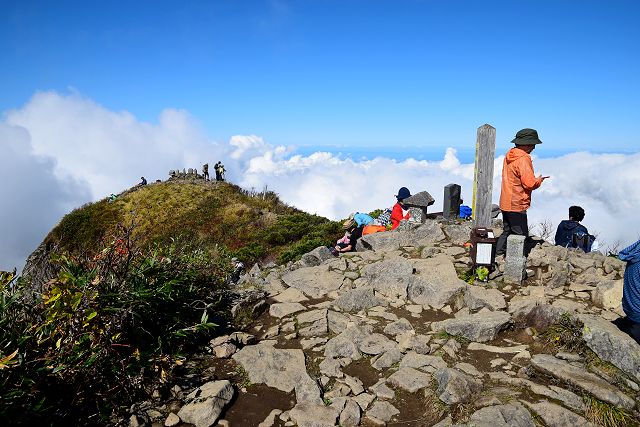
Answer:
[
  {"xmin": 139, "ymin": 176, "xmax": 147, "ymax": 186},
  {"xmin": 203, "ymin": 163, "xmax": 209, "ymax": 181},
  {"xmin": 214, "ymin": 161, "xmax": 222, "ymax": 181},
  {"xmin": 495, "ymin": 128, "xmax": 549, "ymax": 257},
  {"xmin": 218, "ymin": 162, "xmax": 226, "ymax": 181}
]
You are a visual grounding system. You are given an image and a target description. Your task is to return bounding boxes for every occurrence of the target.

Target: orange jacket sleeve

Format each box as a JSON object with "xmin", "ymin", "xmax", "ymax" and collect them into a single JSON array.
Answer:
[{"xmin": 517, "ymin": 155, "xmax": 542, "ymax": 191}]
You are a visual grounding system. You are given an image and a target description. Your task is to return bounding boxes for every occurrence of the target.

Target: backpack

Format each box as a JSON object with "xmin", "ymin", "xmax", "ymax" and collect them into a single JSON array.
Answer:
[
  {"xmin": 571, "ymin": 231, "xmax": 595, "ymax": 253},
  {"xmin": 374, "ymin": 209, "xmax": 392, "ymax": 227},
  {"xmin": 459, "ymin": 205, "xmax": 472, "ymax": 219}
]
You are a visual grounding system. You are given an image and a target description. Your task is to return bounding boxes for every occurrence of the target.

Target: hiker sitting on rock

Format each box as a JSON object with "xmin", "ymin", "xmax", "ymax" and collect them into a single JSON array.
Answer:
[
  {"xmin": 333, "ymin": 219, "xmax": 363, "ymax": 254},
  {"xmin": 391, "ymin": 187, "xmax": 411, "ymax": 230},
  {"xmin": 554, "ymin": 206, "xmax": 595, "ymax": 252},
  {"xmin": 495, "ymin": 128, "xmax": 549, "ymax": 257},
  {"xmin": 613, "ymin": 239, "xmax": 640, "ymax": 344},
  {"xmin": 139, "ymin": 176, "xmax": 147, "ymax": 186}
]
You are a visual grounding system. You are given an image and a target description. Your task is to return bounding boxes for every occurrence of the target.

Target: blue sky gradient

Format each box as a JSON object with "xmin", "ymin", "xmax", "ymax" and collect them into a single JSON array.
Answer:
[{"xmin": 1, "ymin": 0, "xmax": 639, "ymax": 157}]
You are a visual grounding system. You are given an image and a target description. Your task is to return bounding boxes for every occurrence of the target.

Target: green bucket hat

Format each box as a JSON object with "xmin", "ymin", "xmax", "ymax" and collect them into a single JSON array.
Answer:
[{"xmin": 511, "ymin": 128, "xmax": 543, "ymax": 145}]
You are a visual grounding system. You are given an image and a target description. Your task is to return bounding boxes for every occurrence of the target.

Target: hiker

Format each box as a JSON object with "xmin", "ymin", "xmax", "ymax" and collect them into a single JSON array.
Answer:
[
  {"xmin": 229, "ymin": 257, "xmax": 245, "ymax": 284},
  {"xmin": 219, "ymin": 163, "xmax": 226, "ymax": 181},
  {"xmin": 495, "ymin": 129, "xmax": 550, "ymax": 257},
  {"xmin": 333, "ymin": 219, "xmax": 364, "ymax": 254},
  {"xmin": 214, "ymin": 161, "xmax": 221, "ymax": 181},
  {"xmin": 349, "ymin": 212, "xmax": 374, "ymax": 227},
  {"xmin": 554, "ymin": 206, "xmax": 595, "ymax": 252},
  {"xmin": 203, "ymin": 163, "xmax": 209, "ymax": 181},
  {"xmin": 139, "ymin": 176, "xmax": 147, "ymax": 186},
  {"xmin": 612, "ymin": 240, "xmax": 640, "ymax": 344},
  {"xmin": 391, "ymin": 187, "xmax": 411, "ymax": 230}
]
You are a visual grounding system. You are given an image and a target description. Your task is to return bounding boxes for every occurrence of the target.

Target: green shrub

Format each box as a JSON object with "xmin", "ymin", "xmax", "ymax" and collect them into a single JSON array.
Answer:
[{"xmin": 0, "ymin": 229, "xmax": 232, "ymax": 425}]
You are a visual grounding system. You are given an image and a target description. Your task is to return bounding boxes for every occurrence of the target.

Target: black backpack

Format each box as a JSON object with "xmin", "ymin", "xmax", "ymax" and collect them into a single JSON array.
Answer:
[{"xmin": 571, "ymin": 231, "xmax": 594, "ymax": 253}]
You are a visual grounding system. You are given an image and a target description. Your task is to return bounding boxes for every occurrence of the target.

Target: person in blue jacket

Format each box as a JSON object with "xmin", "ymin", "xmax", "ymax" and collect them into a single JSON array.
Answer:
[{"xmin": 613, "ymin": 239, "xmax": 640, "ymax": 344}]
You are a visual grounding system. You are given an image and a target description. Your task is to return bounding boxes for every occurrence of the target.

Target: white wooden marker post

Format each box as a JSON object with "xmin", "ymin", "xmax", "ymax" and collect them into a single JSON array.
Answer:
[{"xmin": 472, "ymin": 124, "xmax": 496, "ymax": 229}]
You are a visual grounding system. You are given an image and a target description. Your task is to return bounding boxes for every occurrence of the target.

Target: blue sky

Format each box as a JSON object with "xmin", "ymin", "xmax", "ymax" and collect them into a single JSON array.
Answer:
[{"xmin": 1, "ymin": 0, "xmax": 639, "ymax": 159}]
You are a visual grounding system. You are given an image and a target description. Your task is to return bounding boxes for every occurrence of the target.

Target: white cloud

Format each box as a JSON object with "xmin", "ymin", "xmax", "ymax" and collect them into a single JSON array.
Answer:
[{"xmin": 1, "ymin": 91, "xmax": 638, "ymax": 270}]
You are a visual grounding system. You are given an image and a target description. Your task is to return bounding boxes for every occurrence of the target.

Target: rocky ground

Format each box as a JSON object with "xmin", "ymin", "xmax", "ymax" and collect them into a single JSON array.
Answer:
[{"xmin": 126, "ymin": 219, "xmax": 640, "ymax": 427}]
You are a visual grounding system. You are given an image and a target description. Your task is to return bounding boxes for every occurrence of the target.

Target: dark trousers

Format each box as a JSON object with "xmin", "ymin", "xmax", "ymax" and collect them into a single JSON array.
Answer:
[
  {"xmin": 496, "ymin": 211, "xmax": 529, "ymax": 256},
  {"xmin": 612, "ymin": 317, "xmax": 640, "ymax": 345}
]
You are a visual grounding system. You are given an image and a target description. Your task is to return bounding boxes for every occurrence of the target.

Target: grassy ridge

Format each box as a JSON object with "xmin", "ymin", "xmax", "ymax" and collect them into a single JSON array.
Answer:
[{"xmin": 45, "ymin": 180, "xmax": 341, "ymax": 266}]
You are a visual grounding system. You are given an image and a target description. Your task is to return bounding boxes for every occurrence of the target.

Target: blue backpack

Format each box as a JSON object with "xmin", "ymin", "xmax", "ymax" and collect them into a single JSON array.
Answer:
[{"xmin": 459, "ymin": 205, "xmax": 472, "ymax": 219}]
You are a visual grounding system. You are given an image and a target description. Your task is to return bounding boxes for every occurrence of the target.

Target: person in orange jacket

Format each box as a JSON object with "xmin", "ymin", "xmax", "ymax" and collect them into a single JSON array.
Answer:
[{"xmin": 495, "ymin": 128, "xmax": 550, "ymax": 256}]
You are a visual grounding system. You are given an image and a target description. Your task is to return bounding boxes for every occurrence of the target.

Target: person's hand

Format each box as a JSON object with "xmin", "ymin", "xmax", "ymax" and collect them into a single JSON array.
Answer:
[{"xmin": 538, "ymin": 175, "xmax": 550, "ymax": 182}]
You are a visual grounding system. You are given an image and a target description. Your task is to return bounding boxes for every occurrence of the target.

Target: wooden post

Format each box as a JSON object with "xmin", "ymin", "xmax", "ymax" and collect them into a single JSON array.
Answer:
[{"xmin": 472, "ymin": 124, "xmax": 496, "ymax": 229}]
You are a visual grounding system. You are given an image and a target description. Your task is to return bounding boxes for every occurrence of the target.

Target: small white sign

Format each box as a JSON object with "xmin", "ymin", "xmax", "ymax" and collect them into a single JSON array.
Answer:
[
  {"xmin": 487, "ymin": 231, "xmax": 495, "ymax": 238},
  {"xmin": 476, "ymin": 243, "xmax": 493, "ymax": 265}
]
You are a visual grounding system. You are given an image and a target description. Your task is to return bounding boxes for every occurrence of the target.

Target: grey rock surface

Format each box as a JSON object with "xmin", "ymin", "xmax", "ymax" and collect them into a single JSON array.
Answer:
[
  {"xmin": 333, "ymin": 287, "xmax": 385, "ymax": 312},
  {"xmin": 387, "ymin": 367, "xmax": 432, "ymax": 393},
  {"xmin": 579, "ymin": 314, "xmax": 640, "ymax": 381},
  {"xmin": 522, "ymin": 400, "xmax": 594, "ymax": 427},
  {"xmin": 177, "ymin": 380, "xmax": 234, "ymax": 427},
  {"xmin": 289, "ymin": 403, "xmax": 339, "ymax": 427},
  {"xmin": 468, "ymin": 404, "xmax": 535, "ymax": 427},
  {"xmin": 434, "ymin": 368, "xmax": 482, "ymax": 404},
  {"xmin": 360, "ymin": 256, "xmax": 413, "ymax": 299},
  {"xmin": 431, "ymin": 311, "xmax": 511, "ymax": 342},
  {"xmin": 530, "ymin": 354, "xmax": 635, "ymax": 409},
  {"xmin": 281, "ymin": 265, "xmax": 344, "ymax": 298},
  {"xmin": 232, "ymin": 344, "xmax": 322, "ymax": 404}
]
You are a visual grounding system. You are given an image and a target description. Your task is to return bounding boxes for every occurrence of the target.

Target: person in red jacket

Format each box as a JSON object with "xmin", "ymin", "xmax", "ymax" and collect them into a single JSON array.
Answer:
[
  {"xmin": 495, "ymin": 128, "xmax": 550, "ymax": 256},
  {"xmin": 391, "ymin": 187, "xmax": 411, "ymax": 230}
]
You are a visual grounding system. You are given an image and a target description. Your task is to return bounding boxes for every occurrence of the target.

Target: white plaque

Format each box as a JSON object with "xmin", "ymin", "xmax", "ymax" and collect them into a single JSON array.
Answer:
[{"xmin": 476, "ymin": 243, "xmax": 493, "ymax": 265}]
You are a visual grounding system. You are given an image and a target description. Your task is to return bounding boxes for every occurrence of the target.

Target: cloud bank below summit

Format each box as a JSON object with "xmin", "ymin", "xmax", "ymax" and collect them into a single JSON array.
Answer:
[{"xmin": 1, "ymin": 91, "xmax": 639, "ymax": 270}]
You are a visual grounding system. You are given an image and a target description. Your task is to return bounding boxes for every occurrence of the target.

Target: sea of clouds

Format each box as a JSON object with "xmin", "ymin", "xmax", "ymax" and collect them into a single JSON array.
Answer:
[{"xmin": 1, "ymin": 91, "xmax": 639, "ymax": 270}]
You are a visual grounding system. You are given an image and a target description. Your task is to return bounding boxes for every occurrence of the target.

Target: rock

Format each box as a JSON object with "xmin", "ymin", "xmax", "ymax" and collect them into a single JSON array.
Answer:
[
  {"xmin": 300, "ymin": 246, "xmax": 335, "ymax": 267},
  {"xmin": 366, "ymin": 401, "xmax": 399, "ymax": 423},
  {"xmin": 297, "ymin": 309, "xmax": 329, "ymax": 337},
  {"xmin": 164, "ymin": 412, "xmax": 180, "ymax": 427},
  {"xmin": 468, "ymin": 404, "xmax": 535, "ymax": 427},
  {"xmin": 231, "ymin": 290, "xmax": 268, "ymax": 328},
  {"xmin": 262, "ymin": 325, "xmax": 280, "ymax": 339},
  {"xmin": 353, "ymin": 393, "xmax": 375, "ymax": 410},
  {"xmin": 522, "ymin": 400, "xmax": 594, "ymax": 427},
  {"xmin": 258, "ymin": 409, "xmax": 283, "ymax": 427},
  {"xmin": 431, "ymin": 311, "xmax": 511, "ymax": 342},
  {"xmin": 578, "ymin": 314, "xmax": 640, "ymax": 381},
  {"xmin": 281, "ymin": 265, "xmax": 344, "ymax": 298},
  {"xmin": 530, "ymin": 354, "xmax": 635, "ymax": 409},
  {"xmin": 400, "ymin": 352, "xmax": 448, "ymax": 372},
  {"xmin": 397, "ymin": 331, "xmax": 431, "ymax": 354},
  {"xmin": 213, "ymin": 343, "xmax": 237, "ymax": 358},
  {"xmin": 508, "ymin": 296, "xmax": 564, "ymax": 329},
  {"xmin": 269, "ymin": 302, "xmax": 306, "ymax": 318},
  {"xmin": 592, "ymin": 280, "xmax": 623, "ymax": 310},
  {"xmin": 383, "ymin": 318, "xmax": 414, "ymax": 336},
  {"xmin": 343, "ymin": 375, "xmax": 365, "ymax": 395},
  {"xmin": 360, "ymin": 256, "xmax": 413, "ymax": 299},
  {"xmin": 273, "ymin": 287, "xmax": 309, "ymax": 303},
  {"xmin": 443, "ymin": 223, "xmax": 473, "ymax": 245},
  {"xmin": 358, "ymin": 220, "xmax": 445, "ymax": 252},
  {"xmin": 233, "ymin": 344, "xmax": 322, "ymax": 404},
  {"xmin": 369, "ymin": 380, "xmax": 395, "ymax": 399},
  {"xmin": 289, "ymin": 403, "xmax": 339, "ymax": 427},
  {"xmin": 334, "ymin": 287, "xmax": 385, "ymax": 312},
  {"xmin": 229, "ymin": 331, "xmax": 256, "ymax": 345},
  {"xmin": 454, "ymin": 362, "xmax": 483, "ymax": 378},
  {"xmin": 434, "ymin": 367, "xmax": 482, "ymax": 404},
  {"xmin": 463, "ymin": 286, "xmax": 507, "ymax": 312},
  {"xmin": 358, "ymin": 333, "xmax": 396, "ymax": 355},
  {"xmin": 371, "ymin": 348, "xmax": 404, "ymax": 370},
  {"xmin": 319, "ymin": 357, "xmax": 343, "ymax": 378},
  {"xmin": 177, "ymin": 380, "xmax": 235, "ymax": 427},
  {"xmin": 339, "ymin": 399, "xmax": 361, "ymax": 427},
  {"xmin": 325, "ymin": 324, "xmax": 374, "ymax": 360},
  {"xmin": 387, "ymin": 367, "xmax": 432, "ymax": 393},
  {"xmin": 327, "ymin": 310, "xmax": 351, "ymax": 333},
  {"xmin": 467, "ymin": 342, "xmax": 528, "ymax": 354},
  {"xmin": 404, "ymin": 191, "xmax": 435, "ymax": 208},
  {"xmin": 488, "ymin": 371, "xmax": 584, "ymax": 412}
]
